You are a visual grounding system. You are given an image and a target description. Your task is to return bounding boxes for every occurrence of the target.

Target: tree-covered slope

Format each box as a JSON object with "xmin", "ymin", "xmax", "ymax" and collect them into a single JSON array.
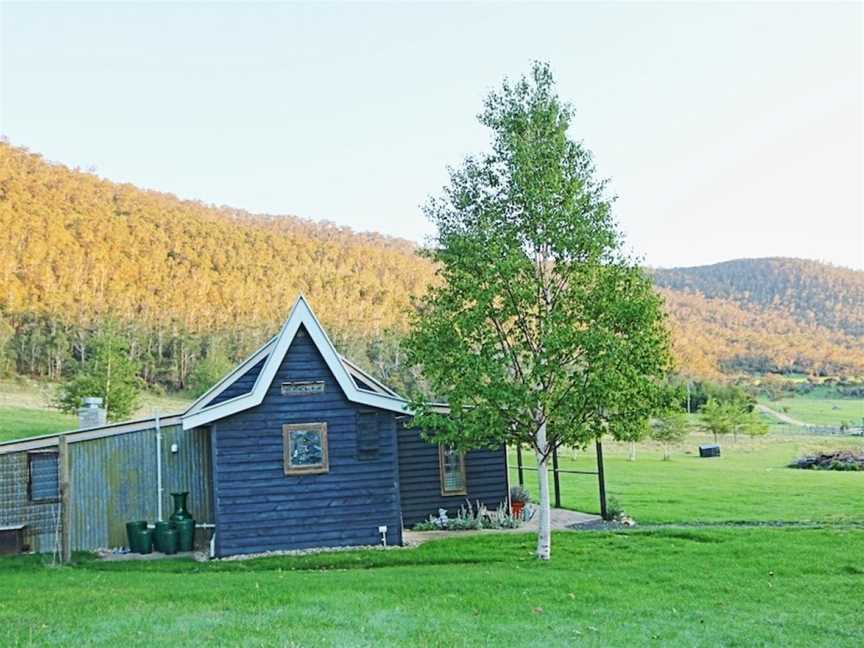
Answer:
[
  {"xmin": 0, "ymin": 140, "xmax": 861, "ymax": 386},
  {"xmin": 653, "ymin": 258, "xmax": 864, "ymax": 336}
]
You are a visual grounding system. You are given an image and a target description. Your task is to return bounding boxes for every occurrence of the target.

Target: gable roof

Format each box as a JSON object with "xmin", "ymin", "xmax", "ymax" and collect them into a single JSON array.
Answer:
[{"xmin": 181, "ymin": 296, "xmax": 412, "ymax": 430}]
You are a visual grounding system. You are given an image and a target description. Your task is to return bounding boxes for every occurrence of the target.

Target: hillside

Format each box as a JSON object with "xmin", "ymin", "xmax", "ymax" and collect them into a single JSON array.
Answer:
[
  {"xmin": 0, "ymin": 142, "xmax": 436, "ymax": 391},
  {"xmin": 653, "ymin": 258, "xmax": 864, "ymax": 337},
  {"xmin": 1, "ymin": 141, "xmax": 862, "ymax": 389}
]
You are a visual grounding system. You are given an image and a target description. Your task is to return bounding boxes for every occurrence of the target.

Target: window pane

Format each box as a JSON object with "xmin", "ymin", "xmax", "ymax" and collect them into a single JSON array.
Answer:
[
  {"xmin": 441, "ymin": 447, "xmax": 465, "ymax": 493},
  {"xmin": 290, "ymin": 430, "xmax": 323, "ymax": 466}
]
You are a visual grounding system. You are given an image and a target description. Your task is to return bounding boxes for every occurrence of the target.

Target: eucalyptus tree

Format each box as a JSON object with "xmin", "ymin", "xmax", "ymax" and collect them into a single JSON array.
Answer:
[{"xmin": 404, "ymin": 62, "xmax": 672, "ymax": 560}]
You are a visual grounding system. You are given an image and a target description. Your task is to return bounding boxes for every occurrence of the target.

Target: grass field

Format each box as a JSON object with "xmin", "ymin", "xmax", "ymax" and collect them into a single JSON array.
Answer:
[
  {"xmin": 0, "ymin": 380, "xmax": 193, "ymax": 443},
  {"xmin": 1, "ymin": 384, "xmax": 862, "ymax": 646},
  {"xmin": 763, "ymin": 395, "xmax": 863, "ymax": 427},
  {"xmin": 1, "ymin": 529, "xmax": 861, "ymax": 646},
  {"xmin": 510, "ymin": 434, "xmax": 864, "ymax": 525}
]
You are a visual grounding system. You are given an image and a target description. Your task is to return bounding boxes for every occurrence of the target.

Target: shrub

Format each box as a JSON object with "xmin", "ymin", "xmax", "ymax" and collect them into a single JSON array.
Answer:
[{"xmin": 412, "ymin": 500, "xmax": 522, "ymax": 531}]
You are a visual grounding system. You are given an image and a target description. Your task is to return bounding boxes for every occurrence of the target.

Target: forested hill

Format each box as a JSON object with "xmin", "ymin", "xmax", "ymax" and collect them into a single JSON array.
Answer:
[
  {"xmin": 653, "ymin": 258, "xmax": 864, "ymax": 337},
  {"xmin": 0, "ymin": 141, "xmax": 862, "ymax": 391},
  {"xmin": 0, "ymin": 142, "xmax": 436, "ymax": 390},
  {"xmin": 653, "ymin": 260, "xmax": 864, "ymax": 378}
]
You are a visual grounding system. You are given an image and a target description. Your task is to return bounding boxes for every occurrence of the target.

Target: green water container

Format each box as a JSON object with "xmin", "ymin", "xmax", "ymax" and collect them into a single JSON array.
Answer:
[
  {"xmin": 174, "ymin": 518, "xmax": 195, "ymax": 552},
  {"xmin": 158, "ymin": 527, "xmax": 179, "ymax": 555},
  {"xmin": 126, "ymin": 520, "xmax": 148, "ymax": 553},
  {"xmin": 153, "ymin": 521, "xmax": 174, "ymax": 553},
  {"xmin": 134, "ymin": 528, "xmax": 154, "ymax": 554},
  {"xmin": 169, "ymin": 492, "xmax": 193, "ymax": 523}
]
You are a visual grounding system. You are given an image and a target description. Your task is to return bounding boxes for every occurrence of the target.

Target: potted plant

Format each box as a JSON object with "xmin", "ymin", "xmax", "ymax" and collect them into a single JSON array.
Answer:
[{"xmin": 509, "ymin": 485, "xmax": 530, "ymax": 518}]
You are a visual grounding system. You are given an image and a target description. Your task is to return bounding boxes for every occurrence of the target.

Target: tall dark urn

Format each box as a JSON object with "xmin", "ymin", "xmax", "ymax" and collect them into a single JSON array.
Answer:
[{"xmin": 169, "ymin": 491, "xmax": 192, "ymax": 523}]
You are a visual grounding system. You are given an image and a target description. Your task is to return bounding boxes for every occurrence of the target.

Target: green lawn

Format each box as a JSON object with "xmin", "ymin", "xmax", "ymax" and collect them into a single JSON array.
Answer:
[
  {"xmin": 764, "ymin": 395, "xmax": 864, "ymax": 427},
  {"xmin": 510, "ymin": 434, "xmax": 864, "ymax": 525},
  {"xmin": 0, "ymin": 380, "xmax": 193, "ymax": 444},
  {"xmin": 1, "ymin": 529, "xmax": 862, "ymax": 646},
  {"xmin": 0, "ymin": 407, "xmax": 76, "ymax": 443}
]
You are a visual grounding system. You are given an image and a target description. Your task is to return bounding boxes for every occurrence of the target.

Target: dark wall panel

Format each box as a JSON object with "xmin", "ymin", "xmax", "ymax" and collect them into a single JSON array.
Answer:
[
  {"xmin": 397, "ymin": 426, "xmax": 509, "ymax": 526},
  {"xmin": 211, "ymin": 327, "xmax": 402, "ymax": 556}
]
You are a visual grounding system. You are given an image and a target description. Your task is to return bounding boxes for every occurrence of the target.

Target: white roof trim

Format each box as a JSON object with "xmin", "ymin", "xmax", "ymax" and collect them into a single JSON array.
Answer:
[
  {"xmin": 182, "ymin": 296, "xmax": 412, "ymax": 430},
  {"xmin": 340, "ymin": 355, "xmax": 402, "ymax": 398},
  {"xmin": 183, "ymin": 336, "xmax": 277, "ymax": 417},
  {"xmin": 0, "ymin": 414, "xmax": 183, "ymax": 455}
]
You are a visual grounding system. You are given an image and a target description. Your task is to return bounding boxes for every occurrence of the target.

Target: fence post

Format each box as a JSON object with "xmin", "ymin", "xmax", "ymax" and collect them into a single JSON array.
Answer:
[
  {"xmin": 58, "ymin": 435, "xmax": 71, "ymax": 563},
  {"xmin": 595, "ymin": 437, "xmax": 608, "ymax": 521},
  {"xmin": 516, "ymin": 444, "xmax": 524, "ymax": 486},
  {"xmin": 552, "ymin": 445, "xmax": 561, "ymax": 509}
]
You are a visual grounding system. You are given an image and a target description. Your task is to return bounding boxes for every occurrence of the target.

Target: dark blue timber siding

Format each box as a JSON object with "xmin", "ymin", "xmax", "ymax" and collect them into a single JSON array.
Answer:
[
  {"xmin": 397, "ymin": 426, "xmax": 509, "ymax": 526},
  {"xmin": 208, "ymin": 357, "xmax": 267, "ymax": 407},
  {"xmin": 210, "ymin": 326, "xmax": 403, "ymax": 556}
]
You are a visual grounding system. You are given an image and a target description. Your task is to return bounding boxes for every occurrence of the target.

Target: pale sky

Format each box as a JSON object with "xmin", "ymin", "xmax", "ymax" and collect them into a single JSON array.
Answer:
[{"xmin": 1, "ymin": 2, "xmax": 861, "ymax": 269}]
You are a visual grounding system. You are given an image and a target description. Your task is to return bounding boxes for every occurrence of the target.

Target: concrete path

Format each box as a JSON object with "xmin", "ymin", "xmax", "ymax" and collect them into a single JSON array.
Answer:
[{"xmin": 403, "ymin": 507, "xmax": 600, "ymax": 546}]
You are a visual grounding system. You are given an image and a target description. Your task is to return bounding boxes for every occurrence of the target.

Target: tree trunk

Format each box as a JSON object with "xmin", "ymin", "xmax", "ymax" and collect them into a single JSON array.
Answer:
[
  {"xmin": 534, "ymin": 421, "xmax": 552, "ymax": 561},
  {"xmin": 629, "ymin": 440, "xmax": 636, "ymax": 461},
  {"xmin": 663, "ymin": 443, "xmax": 670, "ymax": 461}
]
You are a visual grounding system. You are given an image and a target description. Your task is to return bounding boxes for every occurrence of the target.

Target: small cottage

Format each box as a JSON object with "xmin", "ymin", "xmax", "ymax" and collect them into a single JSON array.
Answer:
[{"xmin": 0, "ymin": 297, "xmax": 508, "ymax": 557}]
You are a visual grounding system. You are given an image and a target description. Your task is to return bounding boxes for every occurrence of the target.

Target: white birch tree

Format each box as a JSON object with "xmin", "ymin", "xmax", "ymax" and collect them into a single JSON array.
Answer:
[{"xmin": 403, "ymin": 63, "xmax": 673, "ymax": 561}]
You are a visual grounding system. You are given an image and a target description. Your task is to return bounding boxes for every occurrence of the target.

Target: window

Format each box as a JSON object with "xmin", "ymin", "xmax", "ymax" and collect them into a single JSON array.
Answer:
[
  {"xmin": 283, "ymin": 423, "xmax": 329, "ymax": 475},
  {"xmin": 28, "ymin": 452, "xmax": 59, "ymax": 502},
  {"xmin": 356, "ymin": 411, "xmax": 380, "ymax": 461},
  {"xmin": 438, "ymin": 446, "xmax": 467, "ymax": 496}
]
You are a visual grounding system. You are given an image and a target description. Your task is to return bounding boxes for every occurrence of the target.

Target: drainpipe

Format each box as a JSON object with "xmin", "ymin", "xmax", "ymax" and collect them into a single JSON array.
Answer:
[{"xmin": 155, "ymin": 410, "xmax": 163, "ymax": 522}]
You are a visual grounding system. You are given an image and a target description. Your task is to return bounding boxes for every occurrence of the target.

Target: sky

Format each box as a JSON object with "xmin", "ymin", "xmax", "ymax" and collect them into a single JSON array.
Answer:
[{"xmin": 1, "ymin": 2, "xmax": 861, "ymax": 270}]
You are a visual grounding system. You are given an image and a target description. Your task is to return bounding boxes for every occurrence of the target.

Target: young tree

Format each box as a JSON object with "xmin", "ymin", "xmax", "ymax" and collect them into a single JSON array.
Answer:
[
  {"xmin": 700, "ymin": 398, "xmax": 735, "ymax": 443},
  {"xmin": 403, "ymin": 63, "xmax": 672, "ymax": 561},
  {"xmin": 56, "ymin": 323, "xmax": 141, "ymax": 421},
  {"xmin": 189, "ymin": 349, "xmax": 235, "ymax": 397},
  {"xmin": 651, "ymin": 410, "xmax": 690, "ymax": 460}
]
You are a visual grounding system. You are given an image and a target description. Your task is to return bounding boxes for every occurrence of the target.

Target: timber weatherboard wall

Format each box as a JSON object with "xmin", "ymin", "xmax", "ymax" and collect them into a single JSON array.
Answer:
[
  {"xmin": 211, "ymin": 326, "xmax": 403, "ymax": 557},
  {"xmin": 397, "ymin": 427, "xmax": 509, "ymax": 526}
]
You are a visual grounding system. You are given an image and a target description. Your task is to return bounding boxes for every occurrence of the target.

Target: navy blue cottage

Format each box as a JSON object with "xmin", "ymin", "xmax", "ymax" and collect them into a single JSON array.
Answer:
[{"xmin": 182, "ymin": 297, "xmax": 508, "ymax": 557}]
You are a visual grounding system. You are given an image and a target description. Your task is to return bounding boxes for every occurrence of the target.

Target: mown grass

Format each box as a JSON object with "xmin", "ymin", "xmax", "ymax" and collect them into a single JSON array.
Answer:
[
  {"xmin": 0, "ymin": 407, "xmax": 76, "ymax": 443},
  {"xmin": 0, "ymin": 380, "xmax": 193, "ymax": 443},
  {"xmin": 510, "ymin": 433, "xmax": 864, "ymax": 525},
  {"xmin": 765, "ymin": 395, "xmax": 863, "ymax": 427},
  {"xmin": 1, "ymin": 529, "xmax": 862, "ymax": 646}
]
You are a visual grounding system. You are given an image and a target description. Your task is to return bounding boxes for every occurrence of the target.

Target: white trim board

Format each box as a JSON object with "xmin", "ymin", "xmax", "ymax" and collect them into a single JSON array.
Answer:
[{"xmin": 181, "ymin": 296, "xmax": 413, "ymax": 430}]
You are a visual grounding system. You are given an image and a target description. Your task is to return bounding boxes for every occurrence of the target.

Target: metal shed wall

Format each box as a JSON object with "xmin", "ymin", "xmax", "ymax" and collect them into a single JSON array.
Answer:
[
  {"xmin": 69, "ymin": 424, "xmax": 213, "ymax": 550},
  {"xmin": 0, "ymin": 424, "xmax": 212, "ymax": 552}
]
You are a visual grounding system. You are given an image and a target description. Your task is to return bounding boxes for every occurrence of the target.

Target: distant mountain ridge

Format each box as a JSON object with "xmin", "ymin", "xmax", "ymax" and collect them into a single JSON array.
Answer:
[
  {"xmin": 653, "ymin": 258, "xmax": 864, "ymax": 337},
  {"xmin": 0, "ymin": 141, "xmax": 861, "ymax": 386}
]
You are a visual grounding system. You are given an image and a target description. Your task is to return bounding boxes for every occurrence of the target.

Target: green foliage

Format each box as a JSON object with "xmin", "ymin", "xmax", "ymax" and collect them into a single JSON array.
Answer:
[
  {"xmin": 404, "ymin": 62, "xmax": 672, "ymax": 458},
  {"xmin": 412, "ymin": 501, "xmax": 521, "ymax": 531},
  {"xmin": 509, "ymin": 484, "xmax": 530, "ymax": 504},
  {"xmin": 650, "ymin": 410, "xmax": 690, "ymax": 459},
  {"xmin": 189, "ymin": 349, "xmax": 235, "ymax": 398},
  {"xmin": 55, "ymin": 324, "xmax": 142, "ymax": 421}
]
